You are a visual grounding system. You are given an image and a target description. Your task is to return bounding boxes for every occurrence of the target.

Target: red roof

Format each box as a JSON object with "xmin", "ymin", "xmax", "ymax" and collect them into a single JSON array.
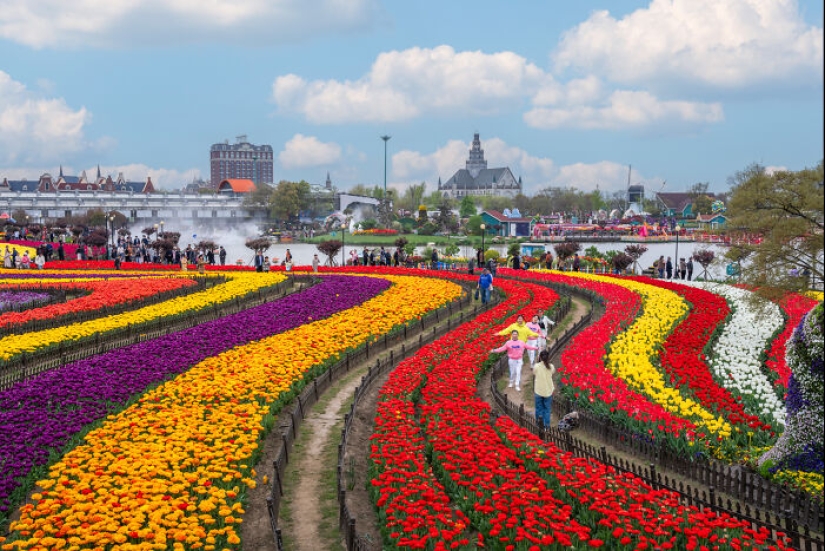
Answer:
[{"xmin": 218, "ymin": 179, "xmax": 256, "ymax": 193}]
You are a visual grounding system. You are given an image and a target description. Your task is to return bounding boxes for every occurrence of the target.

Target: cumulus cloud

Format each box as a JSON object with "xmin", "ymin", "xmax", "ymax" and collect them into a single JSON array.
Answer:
[
  {"xmin": 553, "ymin": 0, "xmax": 823, "ymax": 88},
  {"xmin": 95, "ymin": 163, "xmax": 201, "ymax": 189},
  {"xmin": 0, "ymin": 71, "xmax": 92, "ymax": 165},
  {"xmin": 0, "ymin": 0, "xmax": 378, "ymax": 48},
  {"xmin": 272, "ymin": 45, "xmax": 725, "ymax": 130},
  {"xmin": 525, "ymin": 89, "xmax": 724, "ymax": 129},
  {"xmin": 279, "ymin": 134, "xmax": 342, "ymax": 169},
  {"xmin": 273, "ymin": 45, "xmax": 550, "ymax": 123}
]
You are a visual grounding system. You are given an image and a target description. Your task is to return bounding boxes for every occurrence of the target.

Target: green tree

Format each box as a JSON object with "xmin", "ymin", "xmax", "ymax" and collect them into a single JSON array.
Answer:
[
  {"xmin": 396, "ymin": 182, "xmax": 427, "ymax": 213},
  {"xmin": 458, "ymin": 195, "xmax": 477, "ymax": 218},
  {"xmin": 269, "ymin": 180, "xmax": 312, "ymax": 222},
  {"xmin": 512, "ymin": 193, "xmax": 532, "ymax": 215},
  {"xmin": 724, "ymin": 162, "xmax": 824, "ymax": 294},
  {"xmin": 243, "ymin": 183, "xmax": 275, "ymax": 210},
  {"xmin": 480, "ymin": 195, "xmax": 513, "ymax": 213},
  {"xmin": 464, "ymin": 215, "xmax": 484, "ymax": 236}
]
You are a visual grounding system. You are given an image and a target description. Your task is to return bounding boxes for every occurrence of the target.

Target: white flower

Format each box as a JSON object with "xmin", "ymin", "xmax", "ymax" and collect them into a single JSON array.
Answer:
[{"xmin": 682, "ymin": 281, "xmax": 785, "ymax": 425}]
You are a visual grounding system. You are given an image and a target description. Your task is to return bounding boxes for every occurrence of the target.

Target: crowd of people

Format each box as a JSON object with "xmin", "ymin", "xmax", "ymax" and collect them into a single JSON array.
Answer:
[{"xmin": 653, "ymin": 255, "xmax": 694, "ymax": 280}]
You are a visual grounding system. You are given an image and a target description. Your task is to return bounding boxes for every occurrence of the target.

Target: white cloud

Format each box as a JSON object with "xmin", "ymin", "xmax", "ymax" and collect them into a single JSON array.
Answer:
[
  {"xmin": 525, "ymin": 90, "xmax": 724, "ymax": 129},
  {"xmin": 0, "ymin": 71, "xmax": 92, "ymax": 164},
  {"xmin": 96, "ymin": 163, "xmax": 201, "ymax": 189},
  {"xmin": 553, "ymin": 161, "xmax": 637, "ymax": 193},
  {"xmin": 764, "ymin": 165, "xmax": 789, "ymax": 175},
  {"xmin": 279, "ymin": 134, "xmax": 342, "ymax": 169},
  {"xmin": 0, "ymin": 0, "xmax": 378, "ymax": 48},
  {"xmin": 553, "ymin": 0, "xmax": 823, "ymax": 88},
  {"xmin": 272, "ymin": 45, "xmax": 725, "ymax": 130},
  {"xmin": 272, "ymin": 45, "xmax": 549, "ymax": 123}
]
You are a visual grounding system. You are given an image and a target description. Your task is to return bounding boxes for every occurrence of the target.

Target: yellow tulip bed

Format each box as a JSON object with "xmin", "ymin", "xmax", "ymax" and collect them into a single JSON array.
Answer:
[
  {"xmin": 557, "ymin": 271, "xmax": 734, "ymax": 441},
  {"xmin": 0, "ymin": 272, "xmax": 286, "ymax": 361},
  {"xmin": 2, "ymin": 274, "xmax": 461, "ymax": 550}
]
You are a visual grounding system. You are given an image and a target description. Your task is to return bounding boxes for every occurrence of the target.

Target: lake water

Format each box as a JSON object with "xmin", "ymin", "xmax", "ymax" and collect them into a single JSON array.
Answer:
[{"xmin": 216, "ymin": 238, "xmax": 729, "ymax": 279}]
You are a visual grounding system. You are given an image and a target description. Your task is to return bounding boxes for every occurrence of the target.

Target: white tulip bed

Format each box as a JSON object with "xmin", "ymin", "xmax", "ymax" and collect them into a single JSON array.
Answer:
[{"xmin": 683, "ymin": 281, "xmax": 786, "ymax": 426}]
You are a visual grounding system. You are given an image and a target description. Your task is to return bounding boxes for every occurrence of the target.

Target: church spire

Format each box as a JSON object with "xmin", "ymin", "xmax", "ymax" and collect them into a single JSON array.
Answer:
[
  {"xmin": 465, "ymin": 132, "xmax": 487, "ymax": 178},
  {"xmin": 97, "ymin": 164, "xmax": 102, "ymax": 179}
]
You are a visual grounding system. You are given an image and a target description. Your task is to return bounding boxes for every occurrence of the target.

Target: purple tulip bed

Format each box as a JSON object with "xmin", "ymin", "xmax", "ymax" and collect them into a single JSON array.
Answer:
[
  {"xmin": 0, "ymin": 274, "xmax": 391, "ymax": 522},
  {"xmin": 0, "ymin": 291, "xmax": 52, "ymax": 312}
]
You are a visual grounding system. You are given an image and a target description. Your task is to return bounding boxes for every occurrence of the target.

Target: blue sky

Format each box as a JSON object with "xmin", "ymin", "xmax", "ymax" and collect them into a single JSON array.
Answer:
[{"xmin": 0, "ymin": 0, "xmax": 822, "ymax": 196}]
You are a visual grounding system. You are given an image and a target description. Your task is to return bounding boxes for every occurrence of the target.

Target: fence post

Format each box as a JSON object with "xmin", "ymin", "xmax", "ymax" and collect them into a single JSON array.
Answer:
[{"xmin": 347, "ymin": 518, "xmax": 355, "ymax": 550}]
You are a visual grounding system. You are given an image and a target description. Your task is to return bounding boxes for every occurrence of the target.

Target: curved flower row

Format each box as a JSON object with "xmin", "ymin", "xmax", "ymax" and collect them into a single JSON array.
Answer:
[
  {"xmin": 497, "ymin": 418, "xmax": 792, "ymax": 551},
  {"xmin": 371, "ymin": 270, "xmax": 791, "ymax": 549},
  {"xmin": 0, "ymin": 275, "xmax": 391, "ymax": 525},
  {"xmin": 0, "ymin": 277, "xmax": 198, "ymax": 328},
  {"xmin": 629, "ymin": 277, "xmax": 777, "ymax": 443},
  {"xmin": 0, "ymin": 271, "xmax": 286, "ymax": 360},
  {"xmin": 585, "ymin": 273, "xmax": 732, "ymax": 439},
  {"xmin": 765, "ymin": 293, "xmax": 820, "ymax": 388},
  {"xmin": 501, "ymin": 270, "xmax": 697, "ymax": 441},
  {"xmin": 3, "ymin": 274, "xmax": 462, "ymax": 549},
  {"xmin": 684, "ymin": 282, "xmax": 785, "ymax": 425},
  {"xmin": 371, "ymin": 278, "xmax": 537, "ymax": 549}
]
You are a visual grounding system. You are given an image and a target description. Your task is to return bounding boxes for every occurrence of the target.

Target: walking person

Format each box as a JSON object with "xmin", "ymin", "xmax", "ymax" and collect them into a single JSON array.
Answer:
[
  {"xmin": 679, "ymin": 258, "xmax": 687, "ymax": 280},
  {"xmin": 665, "ymin": 256, "xmax": 673, "ymax": 279},
  {"xmin": 572, "ymin": 254, "xmax": 581, "ymax": 272},
  {"xmin": 525, "ymin": 314, "xmax": 545, "ymax": 365},
  {"xmin": 219, "ymin": 246, "xmax": 227, "ymax": 266},
  {"xmin": 531, "ymin": 349, "xmax": 556, "ymax": 430},
  {"xmin": 478, "ymin": 268, "xmax": 493, "ymax": 304},
  {"xmin": 3, "ymin": 246, "xmax": 10, "ymax": 268},
  {"xmin": 686, "ymin": 257, "xmax": 694, "ymax": 281},
  {"xmin": 312, "ymin": 254, "xmax": 320, "ymax": 273},
  {"xmin": 657, "ymin": 255, "xmax": 665, "ymax": 278},
  {"xmin": 430, "ymin": 248, "xmax": 439, "ymax": 270},
  {"xmin": 491, "ymin": 330, "xmax": 538, "ymax": 392}
]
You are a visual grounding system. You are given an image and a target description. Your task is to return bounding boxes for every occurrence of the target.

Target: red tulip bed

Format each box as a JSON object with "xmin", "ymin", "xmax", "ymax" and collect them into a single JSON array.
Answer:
[
  {"xmin": 763, "ymin": 292, "xmax": 820, "ymax": 389},
  {"xmin": 0, "ymin": 277, "xmax": 198, "ymax": 328},
  {"xmin": 369, "ymin": 273, "xmax": 796, "ymax": 550}
]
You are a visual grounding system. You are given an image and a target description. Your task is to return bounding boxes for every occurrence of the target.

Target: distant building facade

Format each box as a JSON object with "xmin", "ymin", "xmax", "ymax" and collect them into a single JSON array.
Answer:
[
  {"xmin": 1, "ymin": 166, "xmax": 155, "ymax": 194},
  {"xmin": 438, "ymin": 133, "xmax": 522, "ymax": 199},
  {"xmin": 210, "ymin": 135, "xmax": 273, "ymax": 188}
]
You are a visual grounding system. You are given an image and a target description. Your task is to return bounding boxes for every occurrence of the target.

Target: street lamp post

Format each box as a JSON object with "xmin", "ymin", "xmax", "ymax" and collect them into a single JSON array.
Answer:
[
  {"xmin": 480, "ymin": 223, "xmax": 486, "ymax": 257},
  {"xmin": 380, "ymin": 135, "xmax": 391, "ymax": 197},
  {"xmin": 109, "ymin": 214, "xmax": 115, "ymax": 258},
  {"xmin": 341, "ymin": 225, "xmax": 346, "ymax": 267},
  {"xmin": 159, "ymin": 220, "xmax": 165, "ymax": 237}
]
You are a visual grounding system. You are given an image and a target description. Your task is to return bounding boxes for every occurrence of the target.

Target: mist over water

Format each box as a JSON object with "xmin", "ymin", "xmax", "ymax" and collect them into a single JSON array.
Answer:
[{"xmin": 165, "ymin": 219, "xmax": 730, "ymax": 277}]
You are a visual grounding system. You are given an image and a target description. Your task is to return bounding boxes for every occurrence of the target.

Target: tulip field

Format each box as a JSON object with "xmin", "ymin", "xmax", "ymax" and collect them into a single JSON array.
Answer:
[{"xmin": 0, "ymin": 262, "xmax": 822, "ymax": 550}]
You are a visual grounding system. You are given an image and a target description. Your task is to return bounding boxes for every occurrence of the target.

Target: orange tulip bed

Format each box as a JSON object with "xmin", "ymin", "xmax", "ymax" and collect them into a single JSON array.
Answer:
[{"xmin": 0, "ymin": 265, "xmax": 819, "ymax": 550}]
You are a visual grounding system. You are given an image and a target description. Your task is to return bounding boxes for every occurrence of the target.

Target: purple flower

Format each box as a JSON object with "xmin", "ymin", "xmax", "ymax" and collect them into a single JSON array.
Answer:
[{"xmin": 0, "ymin": 275, "xmax": 390, "ymax": 518}]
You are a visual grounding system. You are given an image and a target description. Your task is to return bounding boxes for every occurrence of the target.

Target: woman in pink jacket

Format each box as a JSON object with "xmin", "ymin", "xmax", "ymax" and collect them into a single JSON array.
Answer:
[{"xmin": 491, "ymin": 330, "xmax": 538, "ymax": 392}]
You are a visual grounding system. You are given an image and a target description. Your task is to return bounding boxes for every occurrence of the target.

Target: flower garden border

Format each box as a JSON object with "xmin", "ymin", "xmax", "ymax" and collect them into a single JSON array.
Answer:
[
  {"xmin": 261, "ymin": 281, "xmax": 482, "ymax": 551},
  {"xmin": 489, "ymin": 273, "xmax": 825, "ymax": 547},
  {"xmin": 0, "ymin": 276, "xmax": 213, "ymax": 337},
  {"xmin": 0, "ymin": 275, "xmax": 295, "ymax": 391}
]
